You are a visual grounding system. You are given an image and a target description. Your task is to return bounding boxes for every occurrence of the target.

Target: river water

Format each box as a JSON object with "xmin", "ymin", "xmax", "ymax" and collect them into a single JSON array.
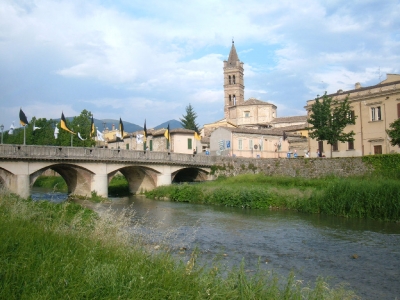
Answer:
[{"xmin": 31, "ymin": 189, "xmax": 400, "ymax": 300}]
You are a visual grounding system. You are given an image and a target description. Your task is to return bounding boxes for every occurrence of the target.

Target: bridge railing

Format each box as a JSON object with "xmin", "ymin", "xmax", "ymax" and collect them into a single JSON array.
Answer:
[{"xmin": 0, "ymin": 144, "xmax": 217, "ymax": 165}]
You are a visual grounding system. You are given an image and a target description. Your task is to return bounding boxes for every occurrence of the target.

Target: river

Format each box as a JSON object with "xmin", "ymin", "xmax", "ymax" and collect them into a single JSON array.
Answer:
[{"xmin": 31, "ymin": 189, "xmax": 400, "ymax": 300}]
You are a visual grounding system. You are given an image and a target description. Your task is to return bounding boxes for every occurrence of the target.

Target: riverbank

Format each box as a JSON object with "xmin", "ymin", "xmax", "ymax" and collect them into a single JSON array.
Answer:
[
  {"xmin": 145, "ymin": 174, "xmax": 400, "ymax": 222},
  {"xmin": 0, "ymin": 190, "xmax": 358, "ymax": 299}
]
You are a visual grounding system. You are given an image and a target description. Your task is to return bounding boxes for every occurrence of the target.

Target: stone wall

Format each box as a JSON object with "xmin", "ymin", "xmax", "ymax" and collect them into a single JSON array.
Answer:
[{"xmin": 211, "ymin": 157, "xmax": 373, "ymax": 178}]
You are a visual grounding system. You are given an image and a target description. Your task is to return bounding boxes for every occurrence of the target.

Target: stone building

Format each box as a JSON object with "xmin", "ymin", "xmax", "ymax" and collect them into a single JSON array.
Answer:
[
  {"xmin": 205, "ymin": 41, "xmax": 308, "ymax": 157},
  {"xmin": 305, "ymin": 74, "xmax": 400, "ymax": 157}
]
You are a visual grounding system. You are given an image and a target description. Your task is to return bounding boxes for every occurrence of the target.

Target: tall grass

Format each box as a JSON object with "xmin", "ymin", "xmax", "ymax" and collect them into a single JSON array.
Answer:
[
  {"xmin": 145, "ymin": 174, "xmax": 400, "ymax": 221},
  {"xmin": 0, "ymin": 189, "xmax": 358, "ymax": 299}
]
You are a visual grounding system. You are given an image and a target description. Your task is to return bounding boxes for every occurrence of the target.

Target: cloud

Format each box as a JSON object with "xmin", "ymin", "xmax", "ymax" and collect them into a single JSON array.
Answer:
[{"xmin": 0, "ymin": 0, "xmax": 399, "ymax": 130}]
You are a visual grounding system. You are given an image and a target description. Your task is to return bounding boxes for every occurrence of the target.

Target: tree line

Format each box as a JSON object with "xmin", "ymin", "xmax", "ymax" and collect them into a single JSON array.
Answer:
[{"xmin": 1, "ymin": 109, "xmax": 95, "ymax": 147}]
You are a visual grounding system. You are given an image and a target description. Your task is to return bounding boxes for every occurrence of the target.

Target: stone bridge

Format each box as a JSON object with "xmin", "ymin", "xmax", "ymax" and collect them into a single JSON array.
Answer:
[{"xmin": 0, "ymin": 145, "xmax": 216, "ymax": 199}]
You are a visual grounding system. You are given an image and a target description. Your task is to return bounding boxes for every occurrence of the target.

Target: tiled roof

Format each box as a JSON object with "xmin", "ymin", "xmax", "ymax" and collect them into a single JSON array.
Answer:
[
  {"xmin": 270, "ymin": 115, "xmax": 307, "ymax": 123},
  {"xmin": 238, "ymin": 97, "xmax": 275, "ymax": 106},
  {"xmin": 218, "ymin": 126, "xmax": 286, "ymax": 136}
]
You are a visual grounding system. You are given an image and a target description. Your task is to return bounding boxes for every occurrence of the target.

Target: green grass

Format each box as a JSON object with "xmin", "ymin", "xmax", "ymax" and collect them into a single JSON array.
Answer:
[
  {"xmin": 145, "ymin": 174, "xmax": 400, "ymax": 221},
  {"xmin": 0, "ymin": 190, "xmax": 358, "ymax": 299}
]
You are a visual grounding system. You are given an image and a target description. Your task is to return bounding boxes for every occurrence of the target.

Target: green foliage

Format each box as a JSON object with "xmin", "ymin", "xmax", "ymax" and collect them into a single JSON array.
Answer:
[
  {"xmin": 307, "ymin": 93, "xmax": 356, "ymax": 155},
  {"xmin": 362, "ymin": 153, "xmax": 400, "ymax": 179},
  {"xmin": 298, "ymin": 177, "xmax": 400, "ymax": 221},
  {"xmin": 145, "ymin": 173, "xmax": 400, "ymax": 221},
  {"xmin": 108, "ymin": 174, "xmax": 130, "ymax": 196},
  {"xmin": 33, "ymin": 175, "xmax": 68, "ymax": 192},
  {"xmin": 386, "ymin": 118, "xmax": 400, "ymax": 147},
  {"xmin": 179, "ymin": 103, "xmax": 200, "ymax": 133},
  {"xmin": 2, "ymin": 109, "xmax": 95, "ymax": 147}
]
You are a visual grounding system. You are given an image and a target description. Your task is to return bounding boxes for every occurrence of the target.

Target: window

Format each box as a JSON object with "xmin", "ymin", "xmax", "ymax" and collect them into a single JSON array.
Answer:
[
  {"xmin": 371, "ymin": 106, "xmax": 381, "ymax": 121},
  {"xmin": 228, "ymin": 75, "xmax": 231, "ymax": 84},
  {"xmin": 249, "ymin": 140, "xmax": 253, "ymax": 150},
  {"xmin": 332, "ymin": 141, "xmax": 338, "ymax": 151},
  {"xmin": 150, "ymin": 140, "xmax": 153, "ymax": 151},
  {"xmin": 244, "ymin": 111, "xmax": 250, "ymax": 118},
  {"xmin": 374, "ymin": 145, "xmax": 382, "ymax": 154},
  {"xmin": 126, "ymin": 143, "xmax": 129, "ymax": 150},
  {"xmin": 233, "ymin": 95, "xmax": 236, "ymax": 106},
  {"xmin": 238, "ymin": 139, "xmax": 242, "ymax": 150},
  {"xmin": 229, "ymin": 95, "xmax": 231, "ymax": 104},
  {"xmin": 233, "ymin": 75, "xmax": 236, "ymax": 84},
  {"xmin": 188, "ymin": 138, "xmax": 192, "ymax": 150},
  {"xmin": 348, "ymin": 140, "xmax": 354, "ymax": 150},
  {"xmin": 397, "ymin": 103, "xmax": 400, "ymax": 118}
]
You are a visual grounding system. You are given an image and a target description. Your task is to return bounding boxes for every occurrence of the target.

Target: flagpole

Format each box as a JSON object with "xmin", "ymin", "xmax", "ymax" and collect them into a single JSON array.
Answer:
[
  {"xmin": 23, "ymin": 126, "xmax": 26, "ymax": 145},
  {"xmin": 71, "ymin": 133, "xmax": 73, "ymax": 147}
]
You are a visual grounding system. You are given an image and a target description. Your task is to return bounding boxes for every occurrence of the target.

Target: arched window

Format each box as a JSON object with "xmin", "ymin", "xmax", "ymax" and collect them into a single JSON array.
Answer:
[
  {"xmin": 233, "ymin": 75, "xmax": 236, "ymax": 84},
  {"xmin": 228, "ymin": 76, "xmax": 231, "ymax": 84}
]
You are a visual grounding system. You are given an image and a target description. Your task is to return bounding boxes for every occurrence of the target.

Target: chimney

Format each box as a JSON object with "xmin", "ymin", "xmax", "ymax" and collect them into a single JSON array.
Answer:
[
  {"xmin": 112, "ymin": 124, "xmax": 115, "ymax": 130},
  {"xmin": 355, "ymin": 82, "xmax": 361, "ymax": 89}
]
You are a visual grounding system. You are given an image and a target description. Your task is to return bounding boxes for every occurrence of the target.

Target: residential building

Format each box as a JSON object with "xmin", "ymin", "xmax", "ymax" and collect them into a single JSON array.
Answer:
[{"xmin": 305, "ymin": 74, "xmax": 400, "ymax": 157}]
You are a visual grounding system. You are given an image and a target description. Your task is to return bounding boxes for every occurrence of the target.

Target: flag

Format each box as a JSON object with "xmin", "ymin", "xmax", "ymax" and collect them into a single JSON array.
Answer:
[
  {"xmin": 283, "ymin": 131, "xmax": 287, "ymax": 141},
  {"xmin": 136, "ymin": 134, "xmax": 144, "ymax": 144},
  {"xmin": 116, "ymin": 131, "xmax": 123, "ymax": 141},
  {"xmin": 19, "ymin": 108, "xmax": 29, "ymax": 126},
  {"xmin": 90, "ymin": 116, "xmax": 95, "ymax": 138},
  {"xmin": 9, "ymin": 122, "xmax": 15, "ymax": 135},
  {"xmin": 143, "ymin": 119, "xmax": 147, "ymax": 142},
  {"xmin": 164, "ymin": 124, "xmax": 170, "ymax": 140},
  {"xmin": 119, "ymin": 118, "xmax": 124, "ymax": 139},
  {"xmin": 54, "ymin": 124, "xmax": 59, "ymax": 139},
  {"xmin": 33, "ymin": 123, "xmax": 41, "ymax": 131},
  {"xmin": 194, "ymin": 131, "xmax": 201, "ymax": 141},
  {"xmin": 97, "ymin": 130, "xmax": 104, "ymax": 142},
  {"xmin": 60, "ymin": 112, "xmax": 75, "ymax": 134},
  {"xmin": 78, "ymin": 132, "xmax": 86, "ymax": 140}
]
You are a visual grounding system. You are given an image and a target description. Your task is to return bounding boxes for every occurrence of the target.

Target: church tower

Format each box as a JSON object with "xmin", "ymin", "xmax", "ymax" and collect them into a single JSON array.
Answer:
[{"xmin": 223, "ymin": 40, "xmax": 244, "ymax": 120}]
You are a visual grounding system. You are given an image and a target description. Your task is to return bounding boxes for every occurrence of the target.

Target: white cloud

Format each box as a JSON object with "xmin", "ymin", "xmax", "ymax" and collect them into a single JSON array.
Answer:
[{"xmin": 0, "ymin": 0, "xmax": 399, "ymax": 129}]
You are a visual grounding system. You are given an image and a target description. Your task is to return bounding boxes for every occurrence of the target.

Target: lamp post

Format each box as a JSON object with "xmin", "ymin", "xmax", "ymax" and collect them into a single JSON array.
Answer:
[{"xmin": 0, "ymin": 124, "xmax": 4, "ymax": 144}]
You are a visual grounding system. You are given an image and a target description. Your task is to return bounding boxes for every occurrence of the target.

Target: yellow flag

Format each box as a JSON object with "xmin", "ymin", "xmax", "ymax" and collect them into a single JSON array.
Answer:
[
  {"xmin": 60, "ymin": 112, "xmax": 75, "ymax": 134},
  {"xmin": 194, "ymin": 131, "xmax": 201, "ymax": 141},
  {"xmin": 164, "ymin": 124, "xmax": 170, "ymax": 140}
]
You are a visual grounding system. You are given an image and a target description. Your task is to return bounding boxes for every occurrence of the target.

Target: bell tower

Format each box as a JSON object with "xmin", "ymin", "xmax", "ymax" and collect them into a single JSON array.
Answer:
[{"xmin": 223, "ymin": 40, "xmax": 244, "ymax": 120}]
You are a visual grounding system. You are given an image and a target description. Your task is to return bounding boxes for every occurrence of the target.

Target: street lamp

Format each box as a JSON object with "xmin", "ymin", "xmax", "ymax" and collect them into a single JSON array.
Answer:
[{"xmin": 0, "ymin": 124, "xmax": 3, "ymax": 144}]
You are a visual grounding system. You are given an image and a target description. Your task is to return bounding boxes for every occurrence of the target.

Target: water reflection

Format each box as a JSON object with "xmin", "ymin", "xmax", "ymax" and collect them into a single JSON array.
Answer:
[{"xmin": 30, "ymin": 191, "xmax": 400, "ymax": 300}]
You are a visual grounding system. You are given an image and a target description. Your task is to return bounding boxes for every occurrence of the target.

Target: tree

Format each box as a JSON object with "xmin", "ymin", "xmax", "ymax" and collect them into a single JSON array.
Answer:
[
  {"xmin": 386, "ymin": 118, "xmax": 400, "ymax": 147},
  {"xmin": 307, "ymin": 92, "xmax": 357, "ymax": 157},
  {"xmin": 180, "ymin": 104, "xmax": 200, "ymax": 133}
]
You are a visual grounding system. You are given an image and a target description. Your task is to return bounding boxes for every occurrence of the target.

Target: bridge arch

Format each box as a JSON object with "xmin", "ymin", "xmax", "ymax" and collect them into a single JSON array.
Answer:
[
  {"xmin": 108, "ymin": 165, "xmax": 159, "ymax": 194},
  {"xmin": 172, "ymin": 167, "xmax": 209, "ymax": 183},
  {"xmin": 30, "ymin": 164, "xmax": 94, "ymax": 196},
  {"xmin": 0, "ymin": 167, "xmax": 13, "ymax": 190}
]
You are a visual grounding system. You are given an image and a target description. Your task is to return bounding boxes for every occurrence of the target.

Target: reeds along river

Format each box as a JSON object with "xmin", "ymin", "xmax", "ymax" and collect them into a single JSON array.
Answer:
[{"xmin": 32, "ymin": 189, "xmax": 400, "ymax": 300}]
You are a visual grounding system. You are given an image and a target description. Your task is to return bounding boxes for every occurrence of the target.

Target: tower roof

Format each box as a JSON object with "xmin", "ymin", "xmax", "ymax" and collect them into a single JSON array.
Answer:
[{"xmin": 227, "ymin": 41, "xmax": 240, "ymax": 67}]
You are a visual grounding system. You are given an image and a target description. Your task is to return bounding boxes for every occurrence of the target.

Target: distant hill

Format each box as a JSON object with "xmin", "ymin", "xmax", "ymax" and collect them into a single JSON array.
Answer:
[
  {"xmin": 58, "ymin": 117, "xmax": 182, "ymax": 132},
  {"xmin": 97, "ymin": 119, "xmax": 142, "ymax": 133},
  {"xmin": 154, "ymin": 119, "xmax": 183, "ymax": 130}
]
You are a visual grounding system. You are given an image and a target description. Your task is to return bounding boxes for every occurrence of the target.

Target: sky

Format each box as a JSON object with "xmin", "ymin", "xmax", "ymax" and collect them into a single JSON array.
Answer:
[{"xmin": 1, "ymin": 0, "xmax": 399, "ymax": 131}]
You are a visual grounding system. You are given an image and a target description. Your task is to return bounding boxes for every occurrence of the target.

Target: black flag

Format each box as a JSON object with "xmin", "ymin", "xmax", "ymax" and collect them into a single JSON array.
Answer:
[{"xmin": 19, "ymin": 108, "xmax": 29, "ymax": 126}]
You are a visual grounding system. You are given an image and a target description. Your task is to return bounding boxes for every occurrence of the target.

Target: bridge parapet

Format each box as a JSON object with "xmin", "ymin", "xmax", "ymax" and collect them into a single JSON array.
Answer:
[{"xmin": 0, "ymin": 145, "xmax": 216, "ymax": 166}]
